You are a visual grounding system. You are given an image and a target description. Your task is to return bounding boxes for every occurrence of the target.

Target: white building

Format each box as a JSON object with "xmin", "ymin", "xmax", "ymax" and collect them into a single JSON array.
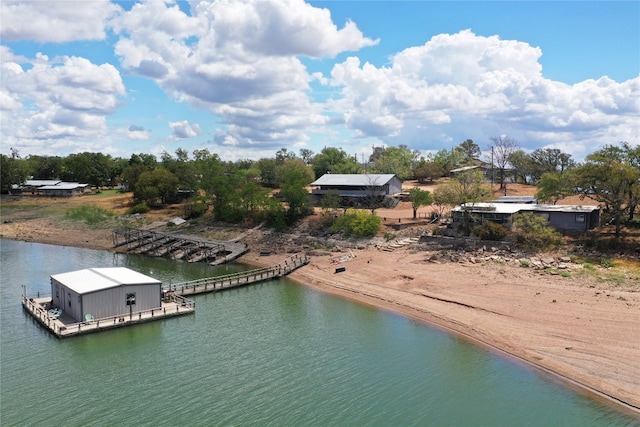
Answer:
[{"xmin": 50, "ymin": 268, "xmax": 162, "ymax": 322}]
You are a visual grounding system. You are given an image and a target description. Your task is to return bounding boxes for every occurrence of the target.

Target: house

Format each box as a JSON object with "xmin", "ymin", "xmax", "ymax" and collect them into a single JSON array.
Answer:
[
  {"xmin": 451, "ymin": 202, "xmax": 600, "ymax": 232},
  {"xmin": 39, "ymin": 182, "xmax": 90, "ymax": 197},
  {"xmin": 19, "ymin": 180, "xmax": 89, "ymax": 196},
  {"xmin": 309, "ymin": 174, "xmax": 403, "ymax": 205},
  {"xmin": 50, "ymin": 267, "xmax": 163, "ymax": 322}
]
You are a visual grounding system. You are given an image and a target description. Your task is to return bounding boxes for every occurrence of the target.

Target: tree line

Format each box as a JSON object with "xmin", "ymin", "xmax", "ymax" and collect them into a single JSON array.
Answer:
[{"xmin": 1, "ymin": 139, "xmax": 637, "ymax": 236}]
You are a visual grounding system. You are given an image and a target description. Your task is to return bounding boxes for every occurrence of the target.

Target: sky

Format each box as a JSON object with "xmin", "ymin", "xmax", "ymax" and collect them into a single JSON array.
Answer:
[{"xmin": 1, "ymin": 0, "xmax": 639, "ymax": 164}]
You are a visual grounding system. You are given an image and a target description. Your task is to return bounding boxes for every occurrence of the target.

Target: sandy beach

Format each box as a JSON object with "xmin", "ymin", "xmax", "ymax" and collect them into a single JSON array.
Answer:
[{"xmin": 1, "ymin": 216, "xmax": 639, "ymax": 415}]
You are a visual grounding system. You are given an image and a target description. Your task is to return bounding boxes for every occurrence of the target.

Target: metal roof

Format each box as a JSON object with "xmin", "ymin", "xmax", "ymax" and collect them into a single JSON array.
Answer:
[
  {"xmin": 24, "ymin": 180, "xmax": 61, "ymax": 187},
  {"xmin": 39, "ymin": 183, "xmax": 89, "ymax": 190},
  {"xmin": 51, "ymin": 267, "xmax": 161, "ymax": 294},
  {"xmin": 452, "ymin": 202, "xmax": 599, "ymax": 214},
  {"xmin": 310, "ymin": 174, "xmax": 398, "ymax": 186}
]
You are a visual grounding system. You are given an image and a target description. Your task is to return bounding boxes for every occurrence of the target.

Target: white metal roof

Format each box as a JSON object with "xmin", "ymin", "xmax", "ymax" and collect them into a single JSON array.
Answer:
[
  {"xmin": 51, "ymin": 267, "xmax": 161, "ymax": 294},
  {"xmin": 310, "ymin": 174, "xmax": 398, "ymax": 186},
  {"xmin": 452, "ymin": 202, "xmax": 599, "ymax": 214},
  {"xmin": 39, "ymin": 183, "xmax": 89, "ymax": 190},
  {"xmin": 24, "ymin": 180, "xmax": 61, "ymax": 187}
]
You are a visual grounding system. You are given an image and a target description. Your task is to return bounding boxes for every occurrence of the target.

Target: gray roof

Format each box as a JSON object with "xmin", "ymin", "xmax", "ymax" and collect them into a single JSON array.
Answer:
[
  {"xmin": 51, "ymin": 267, "xmax": 161, "ymax": 294},
  {"xmin": 310, "ymin": 174, "xmax": 398, "ymax": 186}
]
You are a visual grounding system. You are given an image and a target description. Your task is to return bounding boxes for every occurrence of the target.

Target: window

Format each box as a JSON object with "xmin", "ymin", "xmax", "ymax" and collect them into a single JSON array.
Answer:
[
  {"xmin": 575, "ymin": 214, "xmax": 585, "ymax": 223},
  {"xmin": 535, "ymin": 212, "xmax": 550, "ymax": 221}
]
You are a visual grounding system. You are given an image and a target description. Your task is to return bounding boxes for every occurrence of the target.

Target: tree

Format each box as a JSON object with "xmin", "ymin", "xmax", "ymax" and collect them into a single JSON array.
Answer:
[
  {"xmin": 275, "ymin": 147, "xmax": 297, "ymax": 164},
  {"xmin": 134, "ymin": 168, "xmax": 179, "ymax": 205},
  {"xmin": 433, "ymin": 170, "xmax": 492, "ymax": 235},
  {"xmin": 528, "ymin": 148, "xmax": 575, "ymax": 183},
  {"xmin": 299, "ymin": 148, "xmax": 314, "ymax": 165},
  {"xmin": 428, "ymin": 148, "xmax": 464, "ymax": 173},
  {"xmin": 573, "ymin": 142, "xmax": 640, "ymax": 238},
  {"xmin": 277, "ymin": 159, "xmax": 314, "ymax": 222},
  {"xmin": 508, "ymin": 150, "xmax": 535, "ymax": 184},
  {"xmin": 121, "ymin": 153, "xmax": 157, "ymax": 191},
  {"xmin": 161, "ymin": 148, "xmax": 197, "ymax": 191},
  {"xmin": 455, "ymin": 139, "xmax": 481, "ymax": 164},
  {"xmin": 0, "ymin": 149, "xmax": 28, "ymax": 193},
  {"xmin": 25, "ymin": 155, "xmax": 64, "ymax": 179},
  {"xmin": 489, "ymin": 135, "xmax": 519, "ymax": 192},
  {"xmin": 414, "ymin": 160, "xmax": 445, "ymax": 183},
  {"xmin": 535, "ymin": 172, "xmax": 575, "ymax": 204},
  {"xmin": 408, "ymin": 187, "xmax": 432, "ymax": 219},
  {"xmin": 369, "ymin": 144, "xmax": 419, "ymax": 180},
  {"xmin": 311, "ymin": 147, "xmax": 361, "ymax": 178},
  {"xmin": 255, "ymin": 158, "xmax": 278, "ymax": 188}
]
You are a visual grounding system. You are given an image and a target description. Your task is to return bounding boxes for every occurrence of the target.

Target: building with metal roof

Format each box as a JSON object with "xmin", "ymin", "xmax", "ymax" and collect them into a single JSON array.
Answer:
[
  {"xmin": 50, "ymin": 267, "xmax": 162, "ymax": 322},
  {"xmin": 309, "ymin": 174, "xmax": 403, "ymax": 205},
  {"xmin": 451, "ymin": 202, "xmax": 600, "ymax": 232}
]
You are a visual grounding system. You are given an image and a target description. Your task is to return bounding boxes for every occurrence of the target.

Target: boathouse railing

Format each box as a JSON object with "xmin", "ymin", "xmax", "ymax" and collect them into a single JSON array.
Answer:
[{"xmin": 22, "ymin": 294, "xmax": 195, "ymax": 337}]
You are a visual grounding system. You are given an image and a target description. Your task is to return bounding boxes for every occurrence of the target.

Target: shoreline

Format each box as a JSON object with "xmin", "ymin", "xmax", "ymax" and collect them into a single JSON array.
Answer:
[
  {"xmin": 2, "ymin": 220, "xmax": 639, "ymax": 416},
  {"xmin": 240, "ymin": 249, "xmax": 640, "ymax": 416}
]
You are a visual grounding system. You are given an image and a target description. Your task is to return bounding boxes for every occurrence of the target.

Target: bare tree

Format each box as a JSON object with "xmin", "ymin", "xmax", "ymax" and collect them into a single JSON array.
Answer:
[{"xmin": 489, "ymin": 135, "xmax": 519, "ymax": 193}]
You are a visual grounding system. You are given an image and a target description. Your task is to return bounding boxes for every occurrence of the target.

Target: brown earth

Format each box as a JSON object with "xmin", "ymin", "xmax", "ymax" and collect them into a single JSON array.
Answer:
[{"xmin": 1, "ymin": 187, "xmax": 639, "ymax": 415}]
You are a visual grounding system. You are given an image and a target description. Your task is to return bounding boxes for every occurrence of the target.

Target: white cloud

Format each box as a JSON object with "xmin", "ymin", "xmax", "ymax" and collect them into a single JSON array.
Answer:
[
  {"xmin": 111, "ymin": 0, "xmax": 374, "ymax": 149},
  {"xmin": 329, "ymin": 30, "xmax": 639, "ymax": 159},
  {"xmin": 0, "ymin": 1, "xmax": 121, "ymax": 42},
  {"xmin": 169, "ymin": 120, "xmax": 201, "ymax": 139},
  {"xmin": 0, "ymin": 48, "xmax": 125, "ymax": 155}
]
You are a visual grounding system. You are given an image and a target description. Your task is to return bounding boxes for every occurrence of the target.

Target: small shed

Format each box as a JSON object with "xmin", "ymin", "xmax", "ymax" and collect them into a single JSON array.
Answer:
[{"xmin": 50, "ymin": 267, "xmax": 162, "ymax": 322}]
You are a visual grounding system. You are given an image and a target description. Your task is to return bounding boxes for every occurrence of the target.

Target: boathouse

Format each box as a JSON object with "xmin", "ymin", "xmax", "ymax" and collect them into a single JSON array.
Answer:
[{"xmin": 50, "ymin": 267, "xmax": 162, "ymax": 322}]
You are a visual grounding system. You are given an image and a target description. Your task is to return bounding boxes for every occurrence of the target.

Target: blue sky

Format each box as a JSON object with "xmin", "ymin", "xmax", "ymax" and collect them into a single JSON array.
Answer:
[{"xmin": 1, "ymin": 0, "xmax": 638, "ymax": 163}]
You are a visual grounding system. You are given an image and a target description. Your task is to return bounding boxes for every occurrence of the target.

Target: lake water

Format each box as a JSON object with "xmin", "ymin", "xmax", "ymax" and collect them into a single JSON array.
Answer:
[{"xmin": 1, "ymin": 239, "xmax": 637, "ymax": 426}]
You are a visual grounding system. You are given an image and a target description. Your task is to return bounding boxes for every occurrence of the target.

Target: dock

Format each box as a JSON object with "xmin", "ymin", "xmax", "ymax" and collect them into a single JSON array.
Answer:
[
  {"xmin": 22, "ymin": 254, "xmax": 309, "ymax": 338},
  {"xmin": 166, "ymin": 253, "xmax": 309, "ymax": 296},
  {"xmin": 112, "ymin": 228, "xmax": 249, "ymax": 265},
  {"xmin": 22, "ymin": 293, "xmax": 195, "ymax": 338}
]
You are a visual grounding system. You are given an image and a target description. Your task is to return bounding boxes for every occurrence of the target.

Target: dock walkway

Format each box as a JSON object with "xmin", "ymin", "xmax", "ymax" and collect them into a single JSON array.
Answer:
[{"xmin": 166, "ymin": 253, "xmax": 309, "ymax": 296}]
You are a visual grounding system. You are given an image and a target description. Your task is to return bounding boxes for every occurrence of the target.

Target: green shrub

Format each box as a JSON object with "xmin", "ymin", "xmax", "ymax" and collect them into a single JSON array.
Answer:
[
  {"xmin": 512, "ymin": 212, "xmax": 563, "ymax": 252},
  {"xmin": 127, "ymin": 203, "xmax": 150, "ymax": 214},
  {"xmin": 185, "ymin": 201, "xmax": 207, "ymax": 219},
  {"xmin": 331, "ymin": 209, "xmax": 381, "ymax": 238},
  {"xmin": 66, "ymin": 205, "xmax": 115, "ymax": 225},
  {"xmin": 472, "ymin": 221, "xmax": 509, "ymax": 241}
]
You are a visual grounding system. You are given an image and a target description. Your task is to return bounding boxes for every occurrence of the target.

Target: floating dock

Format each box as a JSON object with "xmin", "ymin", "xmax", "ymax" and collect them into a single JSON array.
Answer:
[
  {"xmin": 23, "ymin": 254, "xmax": 309, "ymax": 338},
  {"xmin": 22, "ymin": 293, "xmax": 195, "ymax": 338},
  {"xmin": 112, "ymin": 228, "xmax": 249, "ymax": 264}
]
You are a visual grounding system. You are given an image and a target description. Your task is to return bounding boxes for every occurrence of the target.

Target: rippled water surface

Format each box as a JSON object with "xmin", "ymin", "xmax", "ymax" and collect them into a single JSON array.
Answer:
[{"xmin": 1, "ymin": 239, "xmax": 636, "ymax": 426}]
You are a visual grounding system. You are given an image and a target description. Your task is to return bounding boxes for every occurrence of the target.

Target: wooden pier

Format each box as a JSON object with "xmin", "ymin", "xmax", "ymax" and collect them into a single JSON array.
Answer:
[
  {"xmin": 165, "ymin": 253, "xmax": 309, "ymax": 296},
  {"xmin": 112, "ymin": 228, "xmax": 249, "ymax": 265}
]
